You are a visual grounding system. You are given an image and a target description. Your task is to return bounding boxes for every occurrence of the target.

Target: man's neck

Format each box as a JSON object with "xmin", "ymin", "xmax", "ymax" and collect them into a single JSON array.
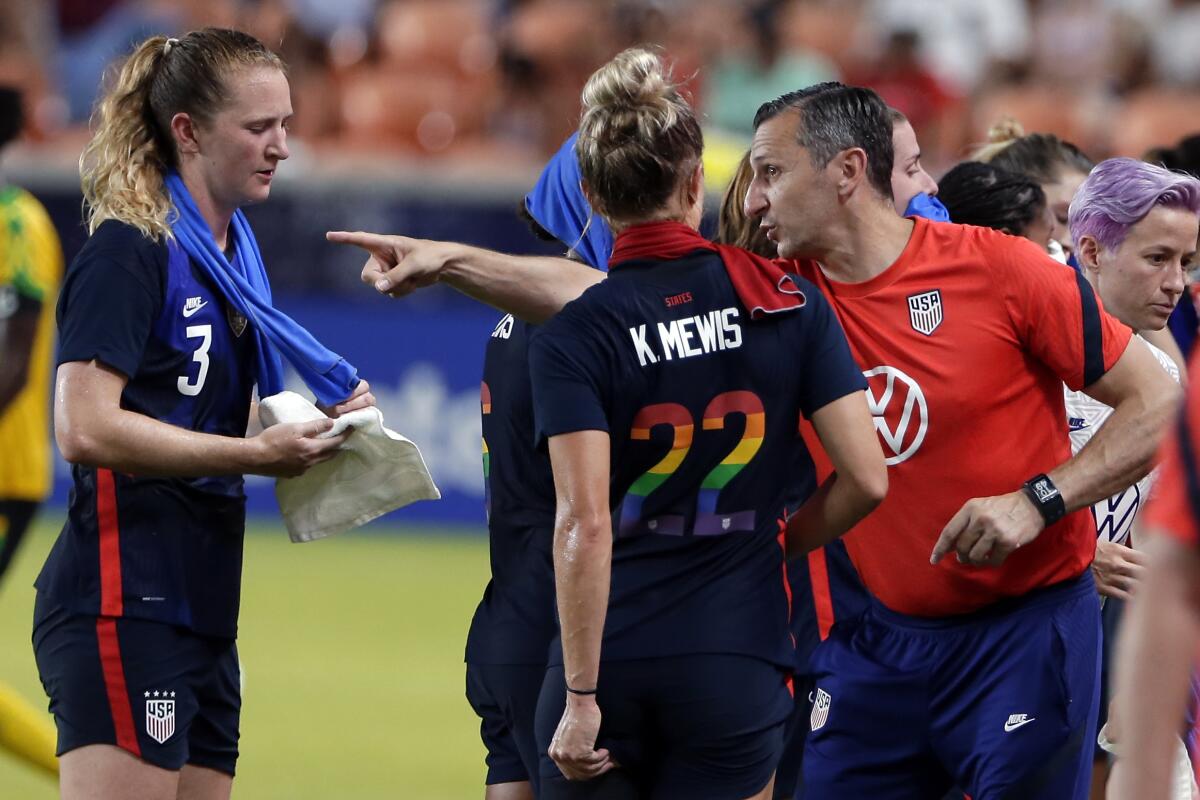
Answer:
[{"xmin": 816, "ymin": 206, "xmax": 915, "ymax": 285}]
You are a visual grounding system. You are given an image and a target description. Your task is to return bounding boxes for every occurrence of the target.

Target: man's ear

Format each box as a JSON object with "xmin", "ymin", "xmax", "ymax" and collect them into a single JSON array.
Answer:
[
  {"xmin": 833, "ymin": 147, "xmax": 869, "ymax": 200},
  {"xmin": 170, "ymin": 112, "xmax": 201, "ymax": 157}
]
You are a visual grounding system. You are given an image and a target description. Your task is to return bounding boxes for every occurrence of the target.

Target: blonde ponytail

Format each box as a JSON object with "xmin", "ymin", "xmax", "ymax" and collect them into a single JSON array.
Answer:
[{"xmin": 80, "ymin": 36, "xmax": 173, "ymax": 240}]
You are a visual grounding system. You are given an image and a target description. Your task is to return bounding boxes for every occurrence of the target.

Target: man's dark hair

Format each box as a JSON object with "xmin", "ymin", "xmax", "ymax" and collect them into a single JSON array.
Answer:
[
  {"xmin": 516, "ymin": 202, "xmax": 558, "ymax": 243},
  {"xmin": 937, "ymin": 161, "xmax": 1047, "ymax": 238},
  {"xmin": 0, "ymin": 86, "xmax": 23, "ymax": 149},
  {"xmin": 753, "ymin": 82, "xmax": 894, "ymax": 201}
]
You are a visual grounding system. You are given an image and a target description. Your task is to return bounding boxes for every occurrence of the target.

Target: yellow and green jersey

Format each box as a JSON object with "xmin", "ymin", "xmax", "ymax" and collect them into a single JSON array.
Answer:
[{"xmin": 0, "ymin": 185, "xmax": 63, "ymax": 501}]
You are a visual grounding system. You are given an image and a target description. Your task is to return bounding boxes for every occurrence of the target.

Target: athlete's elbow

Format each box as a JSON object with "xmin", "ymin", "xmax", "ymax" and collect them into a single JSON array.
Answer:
[
  {"xmin": 849, "ymin": 463, "xmax": 889, "ymax": 512},
  {"xmin": 554, "ymin": 508, "xmax": 610, "ymax": 549},
  {"xmin": 55, "ymin": 418, "xmax": 102, "ymax": 466}
]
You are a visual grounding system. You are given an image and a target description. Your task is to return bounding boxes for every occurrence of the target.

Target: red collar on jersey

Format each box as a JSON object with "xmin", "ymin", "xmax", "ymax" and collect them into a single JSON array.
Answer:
[{"xmin": 608, "ymin": 221, "xmax": 805, "ymax": 319}]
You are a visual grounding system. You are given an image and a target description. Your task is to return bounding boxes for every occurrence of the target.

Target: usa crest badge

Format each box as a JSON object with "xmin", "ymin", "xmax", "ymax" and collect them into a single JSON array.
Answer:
[
  {"xmin": 907, "ymin": 290, "xmax": 943, "ymax": 336},
  {"xmin": 227, "ymin": 305, "xmax": 248, "ymax": 338},
  {"xmin": 810, "ymin": 688, "xmax": 832, "ymax": 732},
  {"xmin": 145, "ymin": 691, "xmax": 176, "ymax": 744}
]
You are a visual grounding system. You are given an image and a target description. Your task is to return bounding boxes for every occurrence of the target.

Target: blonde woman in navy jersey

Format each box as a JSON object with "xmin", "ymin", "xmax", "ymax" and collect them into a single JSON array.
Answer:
[
  {"xmin": 526, "ymin": 50, "xmax": 886, "ymax": 799},
  {"xmin": 34, "ymin": 29, "xmax": 372, "ymax": 800}
]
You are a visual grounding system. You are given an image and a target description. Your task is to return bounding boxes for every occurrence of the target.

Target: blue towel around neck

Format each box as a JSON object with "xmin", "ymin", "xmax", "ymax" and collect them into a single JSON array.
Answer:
[{"xmin": 164, "ymin": 172, "xmax": 358, "ymax": 406}]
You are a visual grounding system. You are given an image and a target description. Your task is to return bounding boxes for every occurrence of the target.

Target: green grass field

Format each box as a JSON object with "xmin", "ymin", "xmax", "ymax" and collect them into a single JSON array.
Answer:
[{"xmin": 0, "ymin": 516, "xmax": 494, "ymax": 799}]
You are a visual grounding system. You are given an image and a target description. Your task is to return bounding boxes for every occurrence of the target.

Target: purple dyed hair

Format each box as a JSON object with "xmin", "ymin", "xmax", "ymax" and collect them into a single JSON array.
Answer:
[{"xmin": 1068, "ymin": 157, "xmax": 1200, "ymax": 251}]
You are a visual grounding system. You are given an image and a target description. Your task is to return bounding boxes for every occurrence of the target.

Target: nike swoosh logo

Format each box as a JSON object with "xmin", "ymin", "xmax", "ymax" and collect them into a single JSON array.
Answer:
[
  {"xmin": 1004, "ymin": 718, "xmax": 1036, "ymax": 732},
  {"xmin": 182, "ymin": 301, "xmax": 208, "ymax": 318}
]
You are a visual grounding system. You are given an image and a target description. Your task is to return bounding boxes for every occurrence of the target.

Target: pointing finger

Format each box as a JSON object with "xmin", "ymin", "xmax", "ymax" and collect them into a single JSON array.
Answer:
[
  {"xmin": 931, "ymin": 505, "xmax": 971, "ymax": 564},
  {"xmin": 326, "ymin": 230, "xmax": 392, "ymax": 253}
]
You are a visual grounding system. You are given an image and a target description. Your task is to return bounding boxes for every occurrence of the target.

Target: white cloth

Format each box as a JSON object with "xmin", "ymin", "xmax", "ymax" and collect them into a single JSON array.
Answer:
[
  {"xmin": 258, "ymin": 391, "xmax": 440, "ymax": 542},
  {"xmin": 1064, "ymin": 336, "xmax": 1179, "ymax": 546}
]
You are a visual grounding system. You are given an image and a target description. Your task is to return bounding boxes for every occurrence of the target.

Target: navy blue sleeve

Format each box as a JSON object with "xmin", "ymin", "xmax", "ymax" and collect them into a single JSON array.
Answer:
[
  {"xmin": 793, "ymin": 282, "xmax": 867, "ymax": 419},
  {"xmin": 57, "ymin": 221, "xmax": 164, "ymax": 379},
  {"xmin": 528, "ymin": 311, "xmax": 610, "ymax": 445}
]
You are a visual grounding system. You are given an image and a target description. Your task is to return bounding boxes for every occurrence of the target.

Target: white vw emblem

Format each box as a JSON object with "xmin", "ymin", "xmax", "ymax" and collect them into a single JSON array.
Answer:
[
  {"xmin": 145, "ymin": 693, "xmax": 176, "ymax": 744},
  {"xmin": 810, "ymin": 688, "xmax": 832, "ymax": 731},
  {"xmin": 864, "ymin": 366, "xmax": 929, "ymax": 466},
  {"xmin": 907, "ymin": 290, "xmax": 943, "ymax": 335}
]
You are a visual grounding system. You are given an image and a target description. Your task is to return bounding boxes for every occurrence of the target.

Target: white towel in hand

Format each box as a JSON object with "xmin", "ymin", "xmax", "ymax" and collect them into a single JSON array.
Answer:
[{"xmin": 258, "ymin": 391, "xmax": 441, "ymax": 542}]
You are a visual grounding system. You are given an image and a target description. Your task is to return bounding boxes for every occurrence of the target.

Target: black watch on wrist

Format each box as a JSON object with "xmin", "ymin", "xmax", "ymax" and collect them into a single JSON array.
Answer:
[{"xmin": 1021, "ymin": 473, "xmax": 1066, "ymax": 526}]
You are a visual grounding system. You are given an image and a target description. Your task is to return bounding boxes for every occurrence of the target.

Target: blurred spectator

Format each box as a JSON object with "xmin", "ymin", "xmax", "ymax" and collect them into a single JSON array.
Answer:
[
  {"xmin": 845, "ymin": 30, "xmax": 960, "ymax": 169},
  {"xmin": 701, "ymin": 1, "xmax": 837, "ymax": 136},
  {"xmin": 855, "ymin": 0, "xmax": 1031, "ymax": 94},
  {"xmin": 1146, "ymin": 0, "xmax": 1200, "ymax": 86},
  {"xmin": 55, "ymin": 1, "xmax": 182, "ymax": 122}
]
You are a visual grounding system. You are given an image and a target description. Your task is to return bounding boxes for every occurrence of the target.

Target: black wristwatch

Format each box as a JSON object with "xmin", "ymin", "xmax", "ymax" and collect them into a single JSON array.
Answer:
[{"xmin": 1021, "ymin": 473, "xmax": 1066, "ymax": 526}]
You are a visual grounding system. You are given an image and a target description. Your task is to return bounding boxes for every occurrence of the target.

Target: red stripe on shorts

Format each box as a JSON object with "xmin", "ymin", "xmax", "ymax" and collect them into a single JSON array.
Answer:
[
  {"xmin": 96, "ymin": 618, "xmax": 141, "ymax": 757},
  {"xmin": 777, "ymin": 519, "xmax": 796, "ymax": 698},
  {"xmin": 807, "ymin": 548, "xmax": 836, "ymax": 641},
  {"xmin": 96, "ymin": 468, "xmax": 123, "ymax": 617}
]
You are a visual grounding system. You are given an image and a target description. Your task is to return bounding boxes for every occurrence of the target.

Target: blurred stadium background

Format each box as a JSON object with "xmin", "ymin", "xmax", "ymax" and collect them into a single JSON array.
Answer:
[{"xmin": 1, "ymin": 0, "xmax": 1199, "ymax": 796}]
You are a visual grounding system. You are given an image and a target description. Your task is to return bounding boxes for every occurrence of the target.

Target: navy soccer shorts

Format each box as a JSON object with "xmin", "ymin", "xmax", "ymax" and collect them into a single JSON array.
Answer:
[
  {"xmin": 466, "ymin": 662, "xmax": 546, "ymax": 789},
  {"xmin": 33, "ymin": 595, "xmax": 241, "ymax": 774},
  {"xmin": 802, "ymin": 572, "xmax": 1101, "ymax": 800},
  {"xmin": 536, "ymin": 654, "xmax": 793, "ymax": 800}
]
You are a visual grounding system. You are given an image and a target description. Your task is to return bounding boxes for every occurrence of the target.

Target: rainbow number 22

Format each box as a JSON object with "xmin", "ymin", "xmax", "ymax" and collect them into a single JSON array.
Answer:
[{"xmin": 618, "ymin": 390, "xmax": 764, "ymax": 537}]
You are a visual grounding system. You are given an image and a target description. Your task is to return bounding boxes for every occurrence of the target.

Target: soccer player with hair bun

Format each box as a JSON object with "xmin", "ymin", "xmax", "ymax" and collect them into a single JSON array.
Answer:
[{"xmin": 335, "ymin": 50, "xmax": 888, "ymax": 800}]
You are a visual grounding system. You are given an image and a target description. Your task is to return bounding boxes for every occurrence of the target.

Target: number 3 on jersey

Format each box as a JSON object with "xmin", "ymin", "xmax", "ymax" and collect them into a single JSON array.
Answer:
[
  {"xmin": 618, "ymin": 390, "xmax": 764, "ymax": 536},
  {"xmin": 177, "ymin": 324, "xmax": 212, "ymax": 396}
]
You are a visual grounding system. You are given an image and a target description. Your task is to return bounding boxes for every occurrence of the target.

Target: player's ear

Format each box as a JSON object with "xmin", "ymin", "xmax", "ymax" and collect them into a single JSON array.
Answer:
[
  {"xmin": 170, "ymin": 112, "xmax": 201, "ymax": 157},
  {"xmin": 1075, "ymin": 234, "xmax": 1103, "ymax": 276}
]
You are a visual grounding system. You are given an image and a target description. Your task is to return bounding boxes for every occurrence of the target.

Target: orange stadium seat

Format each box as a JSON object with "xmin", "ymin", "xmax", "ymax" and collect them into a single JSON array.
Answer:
[
  {"xmin": 1110, "ymin": 89, "xmax": 1200, "ymax": 158},
  {"xmin": 969, "ymin": 85, "xmax": 1088, "ymax": 151},
  {"xmin": 376, "ymin": 0, "xmax": 493, "ymax": 76},
  {"xmin": 336, "ymin": 65, "xmax": 495, "ymax": 154}
]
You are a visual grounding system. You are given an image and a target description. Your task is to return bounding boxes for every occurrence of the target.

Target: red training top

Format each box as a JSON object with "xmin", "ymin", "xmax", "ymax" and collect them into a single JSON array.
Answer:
[{"xmin": 787, "ymin": 218, "xmax": 1131, "ymax": 616}]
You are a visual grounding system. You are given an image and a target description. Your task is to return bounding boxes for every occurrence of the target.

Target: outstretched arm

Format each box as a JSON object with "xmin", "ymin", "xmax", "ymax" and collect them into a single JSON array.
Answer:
[{"xmin": 326, "ymin": 231, "xmax": 603, "ymax": 323}]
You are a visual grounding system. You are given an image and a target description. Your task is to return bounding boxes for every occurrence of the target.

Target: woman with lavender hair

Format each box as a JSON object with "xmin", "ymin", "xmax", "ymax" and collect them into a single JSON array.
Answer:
[
  {"xmin": 1062, "ymin": 157, "xmax": 1200, "ymax": 800},
  {"xmin": 1065, "ymin": 157, "xmax": 1200, "ymax": 594}
]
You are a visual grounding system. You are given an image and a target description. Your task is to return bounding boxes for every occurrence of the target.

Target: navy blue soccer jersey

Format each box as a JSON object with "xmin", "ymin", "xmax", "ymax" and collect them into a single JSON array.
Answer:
[
  {"xmin": 528, "ymin": 247, "xmax": 865, "ymax": 669},
  {"xmin": 36, "ymin": 220, "xmax": 257, "ymax": 638},
  {"xmin": 465, "ymin": 313, "xmax": 557, "ymax": 665}
]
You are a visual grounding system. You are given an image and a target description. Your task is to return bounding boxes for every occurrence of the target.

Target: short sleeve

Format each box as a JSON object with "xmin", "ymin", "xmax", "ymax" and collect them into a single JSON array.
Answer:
[
  {"xmin": 528, "ymin": 310, "xmax": 610, "ymax": 445},
  {"xmin": 996, "ymin": 233, "xmax": 1132, "ymax": 391},
  {"xmin": 56, "ymin": 223, "xmax": 164, "ymax": 379},
  {"xmin": 793, "ymin": 283, "xmax": 868, "ymax": 419}
]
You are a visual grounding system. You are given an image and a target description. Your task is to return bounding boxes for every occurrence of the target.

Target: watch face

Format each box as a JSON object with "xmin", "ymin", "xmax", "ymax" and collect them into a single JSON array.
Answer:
[{"xmin": 1032, "ymin": 478, "xmax": 1059, "ymax": 503}]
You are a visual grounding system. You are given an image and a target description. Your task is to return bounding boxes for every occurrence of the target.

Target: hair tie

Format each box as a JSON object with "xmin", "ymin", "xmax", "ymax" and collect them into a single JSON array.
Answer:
[{"xmin": 163, "ymin": 37, "xmax": 179, "ymax": 55}]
